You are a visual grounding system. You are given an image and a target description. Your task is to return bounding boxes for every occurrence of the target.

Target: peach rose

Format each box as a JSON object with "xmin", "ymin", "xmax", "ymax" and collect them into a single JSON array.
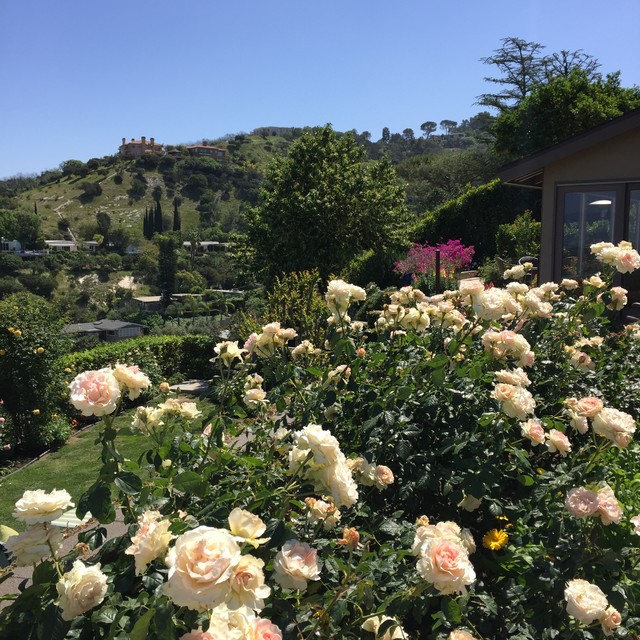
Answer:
[
  {"xmin": 56, "ymin": 560, "xmax": 108, "ymax": 621},
  {"xmin": 575, "ymin": 397, "xmax": 604, "ymax": 418},
  {"xmin": 69, "ymin": 368, "xmax": 121, "ymax": 416},
  {"xmin": 273, "ymin": 539, "xmax": 321, "ymax": 590},
  {"xmin": 164, "ymin": 526, "xmax": 241, "ymax": 611},
  {"xmin": 416, "ymin": 538, "xmax": 476, "ymax": 595},
  {"xmin": 448, "ymin": 631, "xmax": 478, "ymax": 640},
  {"xmin": 631, "ymin": 514, "xmax": 640, "ymax": 534},
  {"xmin": 374, "ymin": 465, "xmax": 395, "ymax": 489},
  {"xmin": 565, "ymin": 487, "xmax": 599, "ymax": 519},
  {"xmin": 600, "ymin": 605, "xmax": 622, "ymax": 636},
  {"xmin": 521, "ymin": 419, "xmax": 545, "ymax": 445},
  {"xmin": 337, "ymin": 526, "xmax": 360, "ymax": 549},
  {"xmin": 546, "ymin": 429, "xmax": 571, "ymax": 456}
]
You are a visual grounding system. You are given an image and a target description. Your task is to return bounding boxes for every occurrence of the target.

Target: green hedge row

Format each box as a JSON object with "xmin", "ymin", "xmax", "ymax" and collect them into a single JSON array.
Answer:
[
  {"xmin": 60, "ymin": 334, "xmax": 217, "ymax": 384},
  {"xmin": 410, "ymin": 178, "xmax": 541, "ymax": 263}
]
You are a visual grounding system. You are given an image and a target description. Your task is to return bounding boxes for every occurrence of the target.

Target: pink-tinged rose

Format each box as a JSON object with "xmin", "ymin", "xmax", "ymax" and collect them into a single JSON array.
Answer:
[
  {"xmin": 631, "ymin": 514, "xmax": 640, "ymax": 534},
  {"xmin": 180, "ymin": 631, "xmax": 218, "ymax": 640},
  {"xmin": 597, "ymin": 485, "xmax": 623, "ymax": 525},
  {"xmin": 616, "ymin": 248, "xmax": 640, "ymax": 273},
  {"xmin": 164, "ymin": 526, "xmax": 241, "ymax": 611},
  {"xmin": 565, "ymin": 487, "xmax": 599, "ymax": 518},
  {"xmin": 374, "ymin": 465, "xmax": 394, "ymax": 489},
  {"xmin": 600, "ymin": 605, "xmax": 622, "ymax": 636},
  {"xmin": 565, "ymin": 579, "xmax": 608, "ymax": 624},
  {"xmin": 273, "ymin": 539, "xmax": 321, "ymax": 590},
  {"xmin": 521, "ymin": 419, "xmax": 545, "ymax": 445},
  {"xmin": 575, "ymin": 397, "xmax": 604, "ymax": 418},
  {"xmin": 113, "ymin": 364, "xmax": 151, "ymax": 400},
  {"xmin": 569, "ymin": 411, "xmax": 589, "ymax": 434},
  {"xmin": 546, "ymin": 429, "xmax": 571, "ymax": 456},
  {"xmin": 416, "ymin": 538, "xmax": 476, "ymax": 595},
  {"xmin": 55, "ymin": 560, "xmax": 108, "ymax": 621},
  {"xmin": 249, "ymin": 617, "xmax": 284, "ymax": 640},
  {"xmin": 69, "ymin": 368, "xmax": 121, "ymax": 416},
  {"xmin": 125, "ymin": 510, "xmax": 174, "ymax": 575}
]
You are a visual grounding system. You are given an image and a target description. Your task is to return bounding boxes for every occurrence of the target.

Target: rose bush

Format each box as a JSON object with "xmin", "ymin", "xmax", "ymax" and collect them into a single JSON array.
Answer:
[{"xmin": 1, "ymin": 246, "xmax": 640, "ymax": 638}]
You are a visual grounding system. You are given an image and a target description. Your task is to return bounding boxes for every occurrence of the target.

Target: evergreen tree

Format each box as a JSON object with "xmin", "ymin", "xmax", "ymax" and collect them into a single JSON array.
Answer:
[
  {"xmin": 157, "ymin": 235, "xmax": 176, "ymax": 305},
  {"xmin": 154, "ymin": 201, "xmax": 163, "ymax": 234},
  {"xmin": 173, "ymin": 196, "xmax": 182, "ymax": 232}
]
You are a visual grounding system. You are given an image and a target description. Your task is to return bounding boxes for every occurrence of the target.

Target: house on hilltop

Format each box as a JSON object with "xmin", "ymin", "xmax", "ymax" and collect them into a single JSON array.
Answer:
[
  {"xmin": 187, "ymin": 143, "xmax": 226, "ymax": 160},
  {"xmin": 498, "ymin": 107, "xmax": 640, "ymax": 304},
  {"xmin": 119, "ymin": 136, "xmax": 163, "ymax": 158}
]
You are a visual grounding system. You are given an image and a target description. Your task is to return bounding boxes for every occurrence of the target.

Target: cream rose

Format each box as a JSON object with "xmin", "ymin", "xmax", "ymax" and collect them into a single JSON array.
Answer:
[
  {"xmin": 361, "ymin": 615, "xmax": 408, "ymax": 639},
  {"xmin": 113, "ymin": 364, "xmax": 151, "ymax": 400},
  {"xmin": 458, "ymin": 278, "xmax": 484, "ymax": 296},
  {"xmin": 273, "ymin": 539, "xmax": 321, "ymax": 590},
  {"xmin": 13, "ymin": 488, "xmax": 74, "ymax": 524},
  {"xmin": 564, "ymin": 578, "xmax": 608, "ymax": 623},
  {"xmin": 448, "ymin": 631, "xmax": 478, "ymax": 640},
  {"xmin": 575, "ymin": 397, "xmax": 604, "ymax": 417},
  {"xmin": 56, "ymin": 560, "xmax": 108, "ymax": 621},
  {"xmin": 5, "ymin": 523, "xmax": 64, "ymax": 566},
  {"xmin": 565, "ymin": 487, "xmax": 599, "ymax": 519},
  {"xmin": 164, "ymin": 526, "xmax": 241, "ymax": 610},
  {"xmin": 228, "ymin": 554, "xmax": 271, "ymax": 611},
  {"xmin": 374, "ymin": 465, "xmax": 395, "ymax": 489},
  {"xmin": 215, "ymin": 340, "xmax": 247, "ymax": 366},
  {"xmin": 244, "ymin": 388, "xmax": 267, "ymax": 409},
  {"xmin": 228, "ymin": 508, "xmax": 269, "ymax": 547},
  {"xmin": 592, "ymin": 407, "xmax": 636, "ymax": 448},
  {"xmin": 125, "ymin": 510, "xmax": 174, "ymax": 575},
  {"xmin": 305, "ymin": 497, "xmax": 341, "ymax": 530},
  {"xmin": 249, "ymin": 617, "xmax": 284, "ymax": 640},
  {"xmin": 521, "ymin": 419, "xmax": 545, "ymax": 445},
  {"xmin": 69, "ymin": 368, "xmax": 121, "ymax": 416}
]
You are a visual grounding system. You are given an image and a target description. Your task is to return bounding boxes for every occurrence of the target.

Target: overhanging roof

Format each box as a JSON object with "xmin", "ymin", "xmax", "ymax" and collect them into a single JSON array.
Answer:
[{"xmin": 498, "ymin": 107, "xmax": 640, "ymax": 189}]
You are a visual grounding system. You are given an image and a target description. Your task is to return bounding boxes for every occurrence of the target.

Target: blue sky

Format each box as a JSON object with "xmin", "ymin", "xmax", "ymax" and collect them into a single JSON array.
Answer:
[{"xmin": 1, "ymin": 0, "xmax": 639, "ymax": 178}]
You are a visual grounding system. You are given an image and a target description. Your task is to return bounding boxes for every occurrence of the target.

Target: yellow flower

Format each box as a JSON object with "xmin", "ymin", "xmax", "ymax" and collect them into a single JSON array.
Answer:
[
  {"xmin": 36, "ymin": 347, "xmax": 45, "ymax": 354},
  {"xmin": 13, "ymin": 330, "xmax": 22, "ymax": 337},
  {"xmin": 32, "ymin": 409, "xmax": 40, "ymax": 416},
  {"xmin": 0, "ymin": 349, "xmax": 5, "ymax": 356},
  {"xmin": 482, "ymin": 529, "xmax": 508, "ymax": 551}
]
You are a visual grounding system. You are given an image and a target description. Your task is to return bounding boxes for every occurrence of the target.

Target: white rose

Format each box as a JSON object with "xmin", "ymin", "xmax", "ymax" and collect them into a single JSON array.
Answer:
[
  {"xmin": 5, "ymin": 523, "xmax": 64, "ymax": 566},
  {"xmin": 56, "ymin": 560, "xmax": 108, "ymax": 621},
  {"xmin": 273, "ymin": 539, "xmax": 321, "ymax": 590},
  {"xmin": 13, "ymin": 488, "xmax": 74, "ymax": 524},
  {"xmin": 179, "ymin": 402, "xmax": 202, "ymax": 420},
  {"xmin": 592, "ymin": 407, "xmax": 636, "ymax": 448},
  {"xmin": 164, "ymin": 526, "xmax": 241, "ymax": 611},
  {"xmin": 228, "ymin": 508, "xmax": 269, "ymax": 547},
  {"xmin": 125, "ymin": 510, "xmax": 174, "ymax": 575},
  {"xmin": 564, "ymin": 578, "xmax": 608, "ymax": 624}
]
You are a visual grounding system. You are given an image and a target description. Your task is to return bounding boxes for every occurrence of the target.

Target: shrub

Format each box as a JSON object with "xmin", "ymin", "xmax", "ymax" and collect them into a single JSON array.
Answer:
[
  {"xmin": 494, "ymin": 209, "xmax": 541, "ymax": 263},
  {"xmin": 0, "ymin": 293, "xmax": 69, "ymax": 452}
]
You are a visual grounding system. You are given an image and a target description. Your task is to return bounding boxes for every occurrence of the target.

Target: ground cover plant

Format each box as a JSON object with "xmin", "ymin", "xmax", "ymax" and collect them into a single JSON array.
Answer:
[{"xmin": 1, "ymin": 241, "xmax": 640, "ymax": 639}]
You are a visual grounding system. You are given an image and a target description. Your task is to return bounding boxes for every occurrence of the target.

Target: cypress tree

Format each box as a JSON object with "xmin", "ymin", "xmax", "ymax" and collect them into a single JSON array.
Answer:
[
  {"xmin": 173, "ymin": 197, "xmax": 181, "ymax": 232},
  {"xmin": 155, "ymin": 201, "xmax": 163, "ymax": 233}
]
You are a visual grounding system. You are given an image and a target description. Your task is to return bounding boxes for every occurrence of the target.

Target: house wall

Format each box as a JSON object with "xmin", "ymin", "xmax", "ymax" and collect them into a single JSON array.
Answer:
[{"xmin": 540, "ymin": 129, "xmax": 640, "ymax": 281}]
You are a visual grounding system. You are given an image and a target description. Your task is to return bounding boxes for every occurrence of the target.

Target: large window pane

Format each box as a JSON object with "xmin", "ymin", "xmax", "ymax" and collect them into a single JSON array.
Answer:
[
  {"xmin": 624, "ymin": 189, "xmax": 640, "ymax": 303},
  {"xmin": 562, "ymin": 190, "xmax": 615, "ymax": 277}
]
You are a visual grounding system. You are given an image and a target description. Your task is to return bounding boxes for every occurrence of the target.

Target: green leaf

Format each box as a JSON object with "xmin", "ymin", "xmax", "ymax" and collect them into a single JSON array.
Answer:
[
  {"xmin": 431, "ymin": 366, "xmax": 446, "ymax": 386},
  {"xmin": 443, "ymin": 597, "xmax": 462, "ymax": 624},
  {"xmin": 173, "ymin": 471, "xmax": 206, "ymax": 497},
  {"xmin": 77, "ymin": 480, "xmax": 115, "ymax": 523},
  {"xmin": 396, "ymin": 439, "xmax": 413, "ymax": 460},
  {"xmin": 517, "ymin": 474, "xmax": 535, "ymax": 487},
  {"xmin": 114, "ymin": 471, "xmax": 142, "ymax": 495},
  {"xmin": 426, "ymin": 354, "xmax": 449, "ymax": 368},
  {"xmin": 379, "ymin": 519, "xmax": 403, "ymax": 536},
  {"xmin": 130, "ymin": 608, "xmax": 154, "ymax": 640}
]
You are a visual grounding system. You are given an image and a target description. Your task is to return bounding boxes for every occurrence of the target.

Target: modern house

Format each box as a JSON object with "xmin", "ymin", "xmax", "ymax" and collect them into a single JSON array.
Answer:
[
  {"xmin": 63, "ymin": 319, "xmax": 148, "ymax": 342},
  {"xmin": 498, "ymin": 107, "xmax": 640, "ymax": 303},
  {"xmin": 119, "ymin": 136, "xmax": 163, "ymax": 158},
  {"xmin": 0, "ymin": 239, "xmax": 22, "ymax": 252},
  {"xmin": 187, "ymin": 144, "xmax": 226, "ymax": 160},
  {"xmin": 45, "ymin": 240, "xmax": 78, "ymax": 252}
]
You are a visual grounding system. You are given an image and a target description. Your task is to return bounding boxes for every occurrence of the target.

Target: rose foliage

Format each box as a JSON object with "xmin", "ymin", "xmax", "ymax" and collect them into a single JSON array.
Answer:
[{"xmin": 2, "ymin": 243, "xmax": 640, "ymax": 639}]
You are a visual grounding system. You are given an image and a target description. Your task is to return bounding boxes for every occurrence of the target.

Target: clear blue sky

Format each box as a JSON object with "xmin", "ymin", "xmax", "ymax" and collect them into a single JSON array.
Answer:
[{"xmin": 1, "ymin": 0, "xmax": 639, "ymax": 178}]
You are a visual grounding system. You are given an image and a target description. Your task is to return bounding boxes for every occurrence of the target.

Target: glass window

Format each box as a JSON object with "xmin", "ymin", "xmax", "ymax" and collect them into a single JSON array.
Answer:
[{"xmin": 562, "ymin": 190, "xmax": 616, "ymax": 277}]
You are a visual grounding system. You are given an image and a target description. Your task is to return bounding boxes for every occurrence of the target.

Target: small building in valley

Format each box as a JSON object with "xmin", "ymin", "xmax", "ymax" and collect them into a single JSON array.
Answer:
[{"xmin": 63, "ymin": 319, "xmax": 149, "ymax": 342}]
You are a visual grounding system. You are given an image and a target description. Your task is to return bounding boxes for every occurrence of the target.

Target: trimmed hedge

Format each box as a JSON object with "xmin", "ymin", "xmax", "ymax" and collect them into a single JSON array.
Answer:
[
  {"xmin": 410, "ymin": 179, "xmax": 541, "ymax": 263},
  {"xmin": 60, "ymin": 334, "xmax": 217, "ymax": 384}
]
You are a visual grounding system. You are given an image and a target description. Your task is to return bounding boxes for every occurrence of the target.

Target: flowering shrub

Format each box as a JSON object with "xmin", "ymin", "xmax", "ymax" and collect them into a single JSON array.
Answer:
[
  {"xmin": 2, "ymin": 243, "xmax": 640, "ymax": 638},
  {"xmin": 395, "ymin": 240, "xmax": 475, "ymax": 293}
]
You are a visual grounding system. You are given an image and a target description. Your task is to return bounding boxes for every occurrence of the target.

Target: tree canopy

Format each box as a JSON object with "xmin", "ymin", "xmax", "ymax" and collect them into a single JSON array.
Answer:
[
  {"xmin": 494, "ymin": 69, "xmax": 640, "ymax": 159},
  {"xmin": 246, "ymin": 125, "xmax": 409, "ymax": 280}
]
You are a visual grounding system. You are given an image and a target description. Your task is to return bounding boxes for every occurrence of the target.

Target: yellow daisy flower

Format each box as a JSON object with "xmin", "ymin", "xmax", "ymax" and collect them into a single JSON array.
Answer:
[{"xmin": 482, "ymin": 529, "xmax": 508, "ymax": 551}]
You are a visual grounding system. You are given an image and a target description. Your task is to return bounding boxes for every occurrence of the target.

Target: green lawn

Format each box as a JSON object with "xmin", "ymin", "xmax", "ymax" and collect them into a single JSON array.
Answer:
[{"xmin": 0, "ymin": 423, "xmax": 151, "ymax": 532}]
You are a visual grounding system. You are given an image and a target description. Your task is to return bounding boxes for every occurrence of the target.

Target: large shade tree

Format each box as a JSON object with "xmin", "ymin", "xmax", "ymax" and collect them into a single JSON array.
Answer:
[{"xmin": 246, "ymin": 125, "xmax": 409, "ymax": 280}]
